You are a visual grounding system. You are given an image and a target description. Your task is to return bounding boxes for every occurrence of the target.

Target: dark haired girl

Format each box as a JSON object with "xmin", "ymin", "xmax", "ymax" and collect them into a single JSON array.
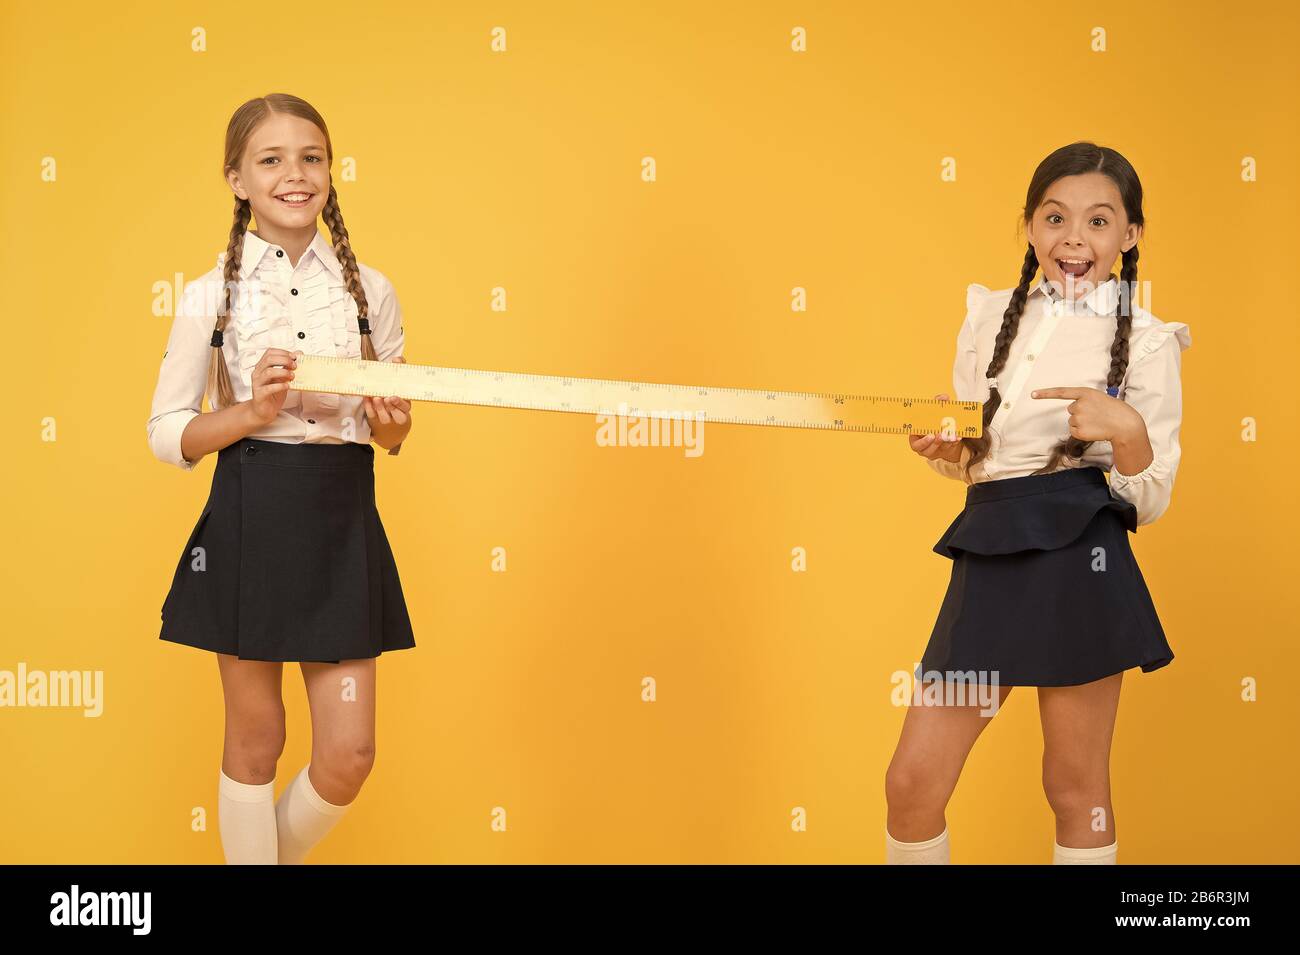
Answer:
[{"xmin": 888, "ymin": 142, "xmax": 1190, "ymax": 864}]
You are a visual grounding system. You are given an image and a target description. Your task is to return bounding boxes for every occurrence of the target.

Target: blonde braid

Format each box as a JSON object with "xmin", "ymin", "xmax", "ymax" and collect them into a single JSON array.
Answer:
[
  {"xmin": 206, "ymin": 196, "xmax": 251, "ymax": 410},
  {"xmin": 320, "ymin": 183, "xmax": 377, "ymax": 360}
]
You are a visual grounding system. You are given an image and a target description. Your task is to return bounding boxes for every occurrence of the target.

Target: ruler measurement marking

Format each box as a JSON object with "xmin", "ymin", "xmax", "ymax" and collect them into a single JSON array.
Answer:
[{"xmin": 286, "ymin": 354, "xmax": 983, "ymax": 437}]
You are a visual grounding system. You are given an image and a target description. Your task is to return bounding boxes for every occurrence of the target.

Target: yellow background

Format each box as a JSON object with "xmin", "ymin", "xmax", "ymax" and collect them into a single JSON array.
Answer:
[{"xmin": 2, "ymin": 0, "xmax": 1296, "ymax": 863}]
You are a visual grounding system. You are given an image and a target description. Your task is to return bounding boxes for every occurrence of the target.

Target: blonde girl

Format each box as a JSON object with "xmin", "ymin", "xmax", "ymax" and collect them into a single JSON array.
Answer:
[{"xmin": 149, "ymin": 93, "xmax": 416, "ymax": 864}]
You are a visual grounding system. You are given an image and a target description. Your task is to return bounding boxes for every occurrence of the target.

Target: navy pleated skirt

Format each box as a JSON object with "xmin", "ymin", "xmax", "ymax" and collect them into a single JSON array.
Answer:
[
  {"xmin": 917, "ymin": 465, "xmax": 1173, "ymax": 688},
  {"xmin": 159, "ymin": 437, "xmax": 416, "ymax": 663}
]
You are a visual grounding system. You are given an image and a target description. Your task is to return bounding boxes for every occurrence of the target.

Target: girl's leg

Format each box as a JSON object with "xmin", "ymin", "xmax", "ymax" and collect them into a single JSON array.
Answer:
[
  {"xmin": 215, "ymin": 653, "xmax": 286, "ymax": 864},
  {"xmin": 884, "ymin": 682, "xmax": 1014, "ymax": 861},
  {"xmin": 1038, "ymin": 672, "xmax": 1123, "ymax": 862},
  {"xmin": 274, "ymin": 657, "xmax": 377, "ymax": 864}
]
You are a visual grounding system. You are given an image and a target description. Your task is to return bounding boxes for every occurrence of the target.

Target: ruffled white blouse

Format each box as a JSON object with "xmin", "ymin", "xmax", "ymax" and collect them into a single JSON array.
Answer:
[
  {"xmin": 147, "ymin": 228, "xmax": 406, "ymax": 470},
  {"xmin": 928, "ymin": 276, "xmax": 1190, "ymax": 526}
]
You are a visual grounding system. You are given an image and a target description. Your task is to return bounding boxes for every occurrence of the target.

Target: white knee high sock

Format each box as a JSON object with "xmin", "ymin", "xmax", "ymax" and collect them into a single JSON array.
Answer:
[
  {"xmin": 275, "ymin": 764, "xmax": 350, "ymax": 865},
  {"xmin": 217, "ymin": 769, "xmax": 278, "ymax": 864},
  {"xmin": 886, "ymin": 825, "xmax": 951, "ymax": 864},
  {"xmin": 1054, "ymin": 839, "xmax": 1118, "ymax": 864}
]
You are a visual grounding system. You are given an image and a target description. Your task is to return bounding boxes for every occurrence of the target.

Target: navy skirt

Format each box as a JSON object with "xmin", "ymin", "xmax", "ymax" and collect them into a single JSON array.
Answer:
[
  {"xmin": 918, "ymin": 466, "xmax": 1173, "ymax": 688},
  {"xmin": 159, "ymin": 437, "xmax": 416, "ymax": 663}
]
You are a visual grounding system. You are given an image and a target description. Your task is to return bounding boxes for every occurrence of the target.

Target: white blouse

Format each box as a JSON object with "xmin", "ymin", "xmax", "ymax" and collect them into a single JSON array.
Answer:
[
  {"xmin": 147, "ymin": 228, "xmax": 406, "ymax": 471},
  {"xmin": 927, "ymin": 276, "xmax": 1190, "ymax": 526}
]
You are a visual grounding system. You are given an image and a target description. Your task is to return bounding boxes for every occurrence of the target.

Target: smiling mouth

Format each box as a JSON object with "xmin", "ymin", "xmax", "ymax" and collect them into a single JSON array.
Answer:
[
  {"xmin": 275, "ymin": 193, "xmax": 314, "ymax": 205},
  {"xmin": 1056, "ymin": 258, "xmax": 1093, "ymax": 278}
]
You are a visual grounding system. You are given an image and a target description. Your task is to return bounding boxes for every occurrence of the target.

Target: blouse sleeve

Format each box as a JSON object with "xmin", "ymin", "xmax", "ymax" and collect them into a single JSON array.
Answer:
[
  {"xmin": 146, "ymin": 279, "xmax": 212, "ymax": 471},
  {"xmin": 370, "ymin": 272, "xmax": 406, "ymax": 363},
  {"xmin": 927, "ymin": 283, "xmax": 985, "ymax": 483},
  {"xmin": 1107, "ymin": 322, "xmax": 1191, "ymax": 525}
]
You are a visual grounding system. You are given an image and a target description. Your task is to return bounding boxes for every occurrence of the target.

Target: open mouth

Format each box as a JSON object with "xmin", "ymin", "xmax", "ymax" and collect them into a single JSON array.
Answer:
[
  {"xmin": 274, "ymin": 193, "xmax": 314, "ymax": 207},
  {"xmin": 1056, "ymin": 257, "xmax": 1093, "ymax": 280}
]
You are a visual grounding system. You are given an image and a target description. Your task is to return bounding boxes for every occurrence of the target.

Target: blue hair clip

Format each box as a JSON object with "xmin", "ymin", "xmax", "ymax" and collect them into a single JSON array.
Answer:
[{"xmin": 1106, "ymin": 385, "xmax": 1120, "ymax": 398}]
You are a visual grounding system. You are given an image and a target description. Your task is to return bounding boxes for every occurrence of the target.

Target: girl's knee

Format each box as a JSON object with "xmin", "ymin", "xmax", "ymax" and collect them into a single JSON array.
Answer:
[
  {"xmin": 223, "ymin": 713, "xmax": 287, "ymax": 783},
  {"xmin": 1041, "ymin": 760, "xmax": 1109, "ymax": 816},
  {"xmin": 885, "ymin": 760, "xmax": 949, "ymax": 812},
  {"xmin": 314, "ymin": 737, "xmax": 376, "ymax": 789}
]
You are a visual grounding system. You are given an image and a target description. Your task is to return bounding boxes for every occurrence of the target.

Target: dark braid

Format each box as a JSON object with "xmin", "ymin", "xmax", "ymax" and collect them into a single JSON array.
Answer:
[
  {"xmin": 1031, "ymin": 244, "xmax": 1138, "ymax": 475},
  {"xmin": 958, "ymin": 244, "xmax": 1039, "ymax": 480},
  {"xmin": 320, "ymin": 183, "xmax": 378, "ymax": 360},
  {"xmin": 206, "ymin": 195, "xmax": 251, "ymax": 410}
]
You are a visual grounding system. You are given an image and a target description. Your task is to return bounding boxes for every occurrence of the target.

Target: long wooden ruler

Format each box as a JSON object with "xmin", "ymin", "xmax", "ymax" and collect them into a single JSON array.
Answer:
[{"xmin": 287, "ymin": 354, "xmax": 983, "ymax": 437}]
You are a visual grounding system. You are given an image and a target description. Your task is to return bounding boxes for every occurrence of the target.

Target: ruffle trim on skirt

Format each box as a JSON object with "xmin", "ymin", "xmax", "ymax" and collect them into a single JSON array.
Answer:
[
  {"xmin": 919, "ymin": 465, "xmax": 1172, "ymax": 686},
  {"xmin": 933, "ymin": 468, "xmax": 1138, "ymax": 560}
]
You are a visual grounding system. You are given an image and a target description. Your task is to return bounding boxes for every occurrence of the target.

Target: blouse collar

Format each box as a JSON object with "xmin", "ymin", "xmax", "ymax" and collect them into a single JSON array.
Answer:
[
  {"xmin": 237, "ymin": 228, "xmax": 344, "ymax": 282},
  {"xmin": 1030, "ymin": 272, "xmax": 1121, "ymax": 315}
]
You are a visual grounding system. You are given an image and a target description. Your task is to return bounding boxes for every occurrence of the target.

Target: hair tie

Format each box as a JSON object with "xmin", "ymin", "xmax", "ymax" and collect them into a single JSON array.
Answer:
[
  {"xmin": 1106, "ymin": 385, "xmax": 1120, "ymax": 398},
  {"xmin": 357, "ymin": 317, "xmax": 371, "ymax": 335},
  {"xmin": 986, "ymin": 377, "xmax": 998, "ymax": 391},
  {"xmin": 210, "ymin": 327, "xmax": 223, "ymax": 348}
]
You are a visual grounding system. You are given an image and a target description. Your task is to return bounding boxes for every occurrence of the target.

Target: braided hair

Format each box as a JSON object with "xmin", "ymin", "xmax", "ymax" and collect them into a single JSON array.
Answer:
[
  {"xmin": 206, "ymin": 94, "xmax": 377, "ymax": 410},
  {"xmin": 959, "ymin": 141, "xmax": 1145, "ymax": 482}
]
